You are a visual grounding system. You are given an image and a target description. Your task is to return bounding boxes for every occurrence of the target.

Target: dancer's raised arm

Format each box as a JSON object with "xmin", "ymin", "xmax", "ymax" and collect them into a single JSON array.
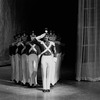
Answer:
[{"xmin": 36, "ymin": 33, "xmax": 46, "ymax": 40}]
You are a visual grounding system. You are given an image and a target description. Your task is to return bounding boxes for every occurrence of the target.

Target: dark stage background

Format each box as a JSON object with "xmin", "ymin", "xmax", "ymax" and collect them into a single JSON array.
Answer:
[
  {"xmin": 15, "ymin": 0, "xmax": 78, "ymax": 80},
  {"xmin": 0, "ymin": 0, "xmax": 78, "ymax": 81}
]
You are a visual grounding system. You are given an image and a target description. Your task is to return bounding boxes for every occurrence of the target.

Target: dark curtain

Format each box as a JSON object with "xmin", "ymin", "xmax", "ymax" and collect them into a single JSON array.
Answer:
[{"xmin": 0, "ymin": 0, "xmax": 20, "ymax": 65}]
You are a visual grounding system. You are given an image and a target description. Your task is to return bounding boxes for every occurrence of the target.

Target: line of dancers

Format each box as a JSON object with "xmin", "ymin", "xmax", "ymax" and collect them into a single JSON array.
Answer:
[{"xmin": 9, "ymin": 28, "xmax": 62, "ymax": 92}]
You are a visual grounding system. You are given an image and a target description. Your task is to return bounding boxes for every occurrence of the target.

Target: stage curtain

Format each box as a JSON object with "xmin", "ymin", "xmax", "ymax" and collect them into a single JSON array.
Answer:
[
  {"xmin": 76, "ymin": 0, "xmax": 100, "ymax": 81},
  {"xmin": 0, "ymin": 0, "xmax": 20, "ymax": 65}
]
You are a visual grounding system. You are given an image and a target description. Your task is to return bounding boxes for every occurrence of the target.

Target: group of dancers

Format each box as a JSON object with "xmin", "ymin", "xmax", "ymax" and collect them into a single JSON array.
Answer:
[{"xmin": 9, "ymin": 28, "xmax": 62, "ymax": 92}]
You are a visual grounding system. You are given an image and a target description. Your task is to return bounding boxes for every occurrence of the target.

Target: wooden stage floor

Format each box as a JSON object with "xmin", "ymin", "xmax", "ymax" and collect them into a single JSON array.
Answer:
[{"xmin": 0, "ymin": 66, "xmax": 100, "ymax": 100}]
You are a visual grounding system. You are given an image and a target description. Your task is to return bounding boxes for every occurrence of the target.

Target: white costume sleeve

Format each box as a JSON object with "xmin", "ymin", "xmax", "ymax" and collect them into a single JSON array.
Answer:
[{"xmin": 36, "ymin": 33, "xmax": 46, "ymax": 40}]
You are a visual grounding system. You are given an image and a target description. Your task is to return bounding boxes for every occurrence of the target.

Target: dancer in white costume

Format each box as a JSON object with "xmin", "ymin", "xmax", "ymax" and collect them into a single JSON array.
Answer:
[
  {"xmin": 27, "ymin": 32, "xmax": 40, "ymax": 86},
  {"xmin": 21, "ymin": 33, "xmax": 28, "ymax": 85},
  {"xmin": 38, "ymin": 29, "xmax": 57, "ymax": 92},
  {"xmin": 16, "ymin": 35, "xmax": 24, "ymax": 84},
  {"xmin": 27, "ymin": 31, "xmax": 46, "ymax": 87},
  {"xmin": 14, "ymin": 34, "xmax": 22, "ymax": 83},
  {"xmin": 49, "ymin": 31, "xmax": 57, "ymax": 86},
  {"xmin": 49, "ymin": 31, "xmax": 63, "ymax": 86},
  {"xmin": 13, "ymin": 35, "xmax": 20, "ymax": 83},
  {"xmin": 9, "ymin": 37, "xmax": 17, "ymax": 82}
]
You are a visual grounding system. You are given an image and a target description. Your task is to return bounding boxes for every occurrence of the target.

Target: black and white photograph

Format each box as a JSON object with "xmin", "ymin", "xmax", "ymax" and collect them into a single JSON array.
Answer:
[{"xmin": 1, "ymin": 0, "xmax": 100, "ymax": 100}]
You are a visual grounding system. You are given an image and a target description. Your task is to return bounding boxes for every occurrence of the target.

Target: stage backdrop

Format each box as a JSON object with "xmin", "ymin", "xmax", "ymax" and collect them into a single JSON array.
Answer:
[
  {"xmin": 76, "ymin": 0, "xmax": 100, "ymax": 81},
  {"xmin": 0, "ymin": 0, "xmax": 20, "ymax": 66}
]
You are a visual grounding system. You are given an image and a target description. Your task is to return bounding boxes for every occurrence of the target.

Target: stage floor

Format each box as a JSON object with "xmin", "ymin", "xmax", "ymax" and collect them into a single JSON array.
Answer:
[{"xmin": 0, "ymin": 66, "xmax": 100, "ymax": 100}]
